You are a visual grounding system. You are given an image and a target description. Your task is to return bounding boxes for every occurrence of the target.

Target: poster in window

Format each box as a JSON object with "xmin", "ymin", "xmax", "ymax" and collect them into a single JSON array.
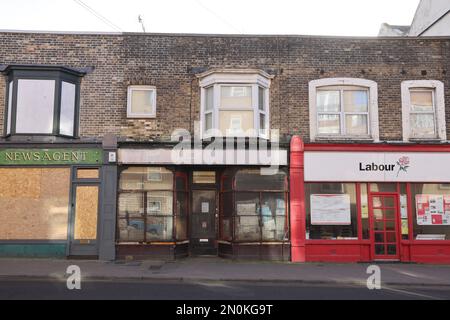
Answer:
[
  {"xmin": 310, "ymin": 194, "xmax": 351, "ymax": 225},
  {"xmin": 416, "ymin": 194, "xmax": 450, "ymax": 225}
]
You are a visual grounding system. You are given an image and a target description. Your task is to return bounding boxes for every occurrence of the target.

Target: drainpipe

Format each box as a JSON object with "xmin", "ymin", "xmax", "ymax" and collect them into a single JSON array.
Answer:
[{"xmin": 290, "ymin": 135, "xmax": 306, "ymax": 262}]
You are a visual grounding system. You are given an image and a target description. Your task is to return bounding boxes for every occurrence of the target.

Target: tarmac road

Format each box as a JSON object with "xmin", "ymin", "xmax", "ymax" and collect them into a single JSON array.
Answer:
[{"xmin": 0, "ymin": 278, "xmax": 449, "ymax": 300}]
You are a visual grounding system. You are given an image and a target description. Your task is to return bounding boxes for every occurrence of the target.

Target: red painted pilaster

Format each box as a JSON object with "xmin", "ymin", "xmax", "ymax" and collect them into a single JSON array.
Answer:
[{"xmin": 290, "ymin": 135, "xmax": 306, "ymax": 262}]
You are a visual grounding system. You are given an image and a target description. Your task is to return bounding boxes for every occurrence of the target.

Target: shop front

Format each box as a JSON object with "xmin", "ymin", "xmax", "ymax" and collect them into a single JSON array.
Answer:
[
  {"xmin": 0, "ymin": 147, "xmax": 105, "ymax": 258},
  {"xmin": 116, "ymin": 146, "xmax": 289, "ymax": 260},
  {"xmin": 290, "ymin": 136, "xmax": 450, "ymax": 264}
]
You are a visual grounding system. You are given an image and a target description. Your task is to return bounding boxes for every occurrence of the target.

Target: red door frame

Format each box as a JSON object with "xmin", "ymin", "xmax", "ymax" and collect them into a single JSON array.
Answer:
[{"xmin": 368, "ymin": 192, "xmax": 401, "ymax": 261}]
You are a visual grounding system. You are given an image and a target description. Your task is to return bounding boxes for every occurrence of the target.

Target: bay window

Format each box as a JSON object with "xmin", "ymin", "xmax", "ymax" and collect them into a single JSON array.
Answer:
[
  {"xmin": 309, "ymin": 78, "xmax": 379, "ymax": 142},
  {"xmin": 197, "ymin": 69, "xmax": 273, "ymax": 139},
  {"xmin": 401, "ymin": 80, "xmax": 446, "ymax": 141},
  {"xmin": 2, "ymin": 65, "xmax": 84, "ymax": 138}
]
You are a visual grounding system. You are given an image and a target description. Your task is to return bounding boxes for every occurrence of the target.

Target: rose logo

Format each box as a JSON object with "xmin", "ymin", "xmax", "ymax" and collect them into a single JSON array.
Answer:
[{"xmin": 396, "ymin": 156, "xmax": 410, "ymax": 177}]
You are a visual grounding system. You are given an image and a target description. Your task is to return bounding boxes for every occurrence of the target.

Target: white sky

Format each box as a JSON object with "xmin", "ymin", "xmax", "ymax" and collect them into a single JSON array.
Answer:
[{"xmin": 0, "ymin": 0, "xmax": 420, "ymax": 36}]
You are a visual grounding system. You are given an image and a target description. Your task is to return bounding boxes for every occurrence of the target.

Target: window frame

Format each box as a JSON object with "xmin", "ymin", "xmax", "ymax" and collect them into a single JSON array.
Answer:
[
  {"xmin": 198, "ymin": 70, "xmax": 273, "ymax": 140},
  {"xmin": 126, "ymin": 85, "xmax": 157, "ymax": 119},
  {"xmin": 309, "ymin": 78, "xmax": 379, "ymax": 142},
  {"xmin": 316, "ymin": 88, "xmax": 371, "ymax": 136},
  {"xmin": 401, "ymin": 80, "xmax": 446, "ymax": 142},
  {"xmin": 3, "ymin": 66, "xmax": 83, "ymax": 138}
]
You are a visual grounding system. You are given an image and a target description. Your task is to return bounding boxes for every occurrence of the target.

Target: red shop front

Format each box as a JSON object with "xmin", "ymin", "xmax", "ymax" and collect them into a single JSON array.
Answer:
[{"xmin": 290, "ymin": 136, "xmax": 450, "ymax": 264}]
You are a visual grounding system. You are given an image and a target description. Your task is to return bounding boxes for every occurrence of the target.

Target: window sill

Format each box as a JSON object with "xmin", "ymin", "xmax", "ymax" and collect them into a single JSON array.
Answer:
[
  {"xmin": 313, "ymin": 136, "xmax": 374, "ymax": 142},
  {"xmin": 126, "ymin": 115, "xmax": 156, "ymax": 119},
  {"xmin": 408, "ymin": 138, "xmax": 445, "ymax": 143}
]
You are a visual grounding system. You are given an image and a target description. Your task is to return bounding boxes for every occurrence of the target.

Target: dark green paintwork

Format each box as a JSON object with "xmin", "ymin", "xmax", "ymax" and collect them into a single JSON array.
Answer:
[
  {"xmin": 0, "ymin": 148, "xmax": 102, "ymax": 165},
  {"xmin": 0, "ymin": 244, "xmax": 66, "ymax": 257}
]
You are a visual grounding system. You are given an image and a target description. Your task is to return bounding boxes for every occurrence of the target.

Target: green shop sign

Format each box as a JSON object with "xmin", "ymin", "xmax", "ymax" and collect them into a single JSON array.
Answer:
[{"xmin": 0, "ymin": 149, "xmax": 103, "ymax": 165}]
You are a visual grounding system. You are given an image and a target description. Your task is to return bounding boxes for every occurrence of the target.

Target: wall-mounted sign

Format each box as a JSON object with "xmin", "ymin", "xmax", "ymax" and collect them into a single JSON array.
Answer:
[
  {"xmin": 0, "ymin": 149, "xmax": 103, "ymax": 165},
  {"xmin": 416, "ymin": 194, "xmax": 450, "ymax": 226},
  {"xmin": 305, "ymin": 152, "xmax": 450, "ymax": 182},
  {"xmin": 310, "ymin": 194, "xmax": 351, "ymax": 225}
]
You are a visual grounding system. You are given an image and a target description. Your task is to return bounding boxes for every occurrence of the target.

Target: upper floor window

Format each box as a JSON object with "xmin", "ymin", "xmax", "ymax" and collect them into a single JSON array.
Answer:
[
  {"xmin": 197, "ymin": 69, "xmax": 273, "ymax": 139},
  {"xmin": 127, "ymin": 85, "xmax": 156, "ymax": 118},
  {"xmin": 401, "ymin": 80, "xmax": 446, "ymax": 142},
  {"xmin": 2, "ymin": 65, "xmax": 85, "ymax": 137},
  {"xmin": 309, "ymin": 78, "xmax": 379, "ymax": 142}
]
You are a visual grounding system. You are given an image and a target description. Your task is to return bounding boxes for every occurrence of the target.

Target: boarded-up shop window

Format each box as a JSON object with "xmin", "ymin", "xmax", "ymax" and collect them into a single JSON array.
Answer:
[
  {"xmin": 74, "ymin": 186, "xmax": 99, "ymax": 240},
  {"xmin": 0, "ymin": 168, "xmax": 70, "ymax": 240}
]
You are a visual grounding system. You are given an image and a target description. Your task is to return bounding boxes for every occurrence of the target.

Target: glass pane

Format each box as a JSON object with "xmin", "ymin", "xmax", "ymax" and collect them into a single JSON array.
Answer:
[
  {"xmin": 205, "ymin": 86, "xmax": 214, "ymax": 111},
  {"xmin": 372, "ymin": 197, "xmax": 383, "ymax": 208},
  {"xmin": 375, "ymin": 233, "xmax": 384, "ymax": 243},
  {"xmin": 375, "ymin": 244, "xmax": 385, "ymax": 255},
  {"xmin": 411, "ymin": 184, "xmax": 450, "ymax": 240},
  {"xmin": 361, "ymin": 184, "xmax": 370, "ymax": 239},
  {"xmin": 317, "ymin": 91, "xmax": 340, "ymax": 112},
  {"xmin": 373, "ymin": 209, "xmax": 384, "ymax": 220},
  {"xmin": 345, "ymin": 114, "xmax": 368, "ymax": 135},
  {"xmin": 147, "ymin": 191, "xmax": 173, "ymax": 216},
  {"xmin": 220, "ymin": 86, "xmax": 252, "ymax": 108},
  {"xmin": 6, "ymin": 81, "xmax": 13, "ymax": 135},
  {"xmin": 235, "ymin": 216, "xmax": 260, "ymax": 241},
  {"xmin": 262, "ymin": 216, "xmax": 287, "ymax": 241},
  {"xmin": 318, "ymin": 114, "xmax": 340, "ymax": 134},
  {"xmin": 384, "ymin": 197, "xmax": 395, "ymax": 207},
  {"xmin": 193, "ymin": 171, "xmax": 216, "ymax": 184},
  {"xmin": 410, "ymin": 90, "xmax": 433, "ymax": 111},
  {"xmin": 146, "ymin": 216, "xmax": 173, "ymax": 241},
  {"xmin": 305, "ymin": 183, "xmax": 358, "ymax": 240},
  {"xmin": 374, "ymin": 221, "xmax": 384, "ymax": 231},
  {"xmin": 235, "ymin": 169, "xmax": 286, "ymax": 191},
  {"xmin": 219, "ymin": 110, "xmax": 254, "ymax": 135},
  {"xmin": 386, "ymin": 232, "xmax": 396, "ymax": 243},
  {"xmin": 370, "ymin": 183, "xmax": 397, "ymax": 193},
  {"xmin": 259, "ymin": 113, "xmax": 266, "ymax": 134},
  {"xmin": 236, "ymin": 192, "xmax": 259, "ymax": 215},
  {"xmin": 77, "ymin": 169, "xmax": 99, "ymax": 179},
  {"xmin": 386, "ymin": 220, "xmax": 396, "ymax": 231},
  {"xmin": 410, "ymin": 113, "xmax": 435, "ymax": 137},
  {"xmin": 16, "ymin": 79, "xmax": 55, "ymax": 134},
  {"xmin": 118, "ymin": 193, "xmax": 144, "ymax": 218},
  {"xmin": 205, "ymin": 112, "xmax": 213, "ymax": 131},
  {"xmin": 119, "ymin": 167, "xmax": 173, "ymax": 191},
  {"xmin": 343, "ymin": 90, "xmax": 368, "ymax": 112},
  {"xmin": 74, "ymin": 186, "xmax": 99, "ymax": 240},
  {"xmin": 59, "ymin": 81, "xmax": 76, "ymax": 136},
  {"xmin": 384, "ymin": 209, "xmax": 396, "ymax": 219},
  {"xmin": 387, "ymin": 245, "xmax": 397, "ymax": 255},
  {"xmin": 258, "ymin": 87, "xmax": 265, "ymax": 110},
  {"xmin": 118, "ymin": 218, "xmax": 144, "ymax": 242},
  {"xmin": 192, "ymin": 190, "xmax": 215, "ymax": 214},
  {"xmin": 131, "ymin": 89, "xmax": 154, "ymax": 114}
]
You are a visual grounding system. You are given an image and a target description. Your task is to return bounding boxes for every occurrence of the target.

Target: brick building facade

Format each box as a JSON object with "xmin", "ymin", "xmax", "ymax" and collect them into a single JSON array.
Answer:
[{"xmin": 1, "ymin": 31, "xmax": 449, "ymax": 262}]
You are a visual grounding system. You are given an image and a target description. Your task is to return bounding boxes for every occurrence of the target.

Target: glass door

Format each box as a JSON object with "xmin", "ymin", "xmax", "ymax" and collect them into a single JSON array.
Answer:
[{"xmin": 369, "ymin": 194, "xmax": 400, "ymax": 260}]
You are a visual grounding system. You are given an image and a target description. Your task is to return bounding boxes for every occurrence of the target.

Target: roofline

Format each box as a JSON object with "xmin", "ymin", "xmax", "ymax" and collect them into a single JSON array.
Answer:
[{"xmin": 1, "ymin": 28, "xmax": 450, "ymax": 40}]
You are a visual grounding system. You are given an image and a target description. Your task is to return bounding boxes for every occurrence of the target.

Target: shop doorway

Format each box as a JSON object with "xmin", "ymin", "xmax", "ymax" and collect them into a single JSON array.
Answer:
[
  {"xmin": 68, "ymin": 168, "xmax": 101, "ymax": 257},
  {"xmin": 189, "ymin": 171, "xmax": 219, "ymax": 256},
  {"xmin": 190, "ymin": 190, "xmax": 217, "ymax": 255},
  {"xmin": 369, "ymin": 194, "xmax": 400, "ymax": 261}
]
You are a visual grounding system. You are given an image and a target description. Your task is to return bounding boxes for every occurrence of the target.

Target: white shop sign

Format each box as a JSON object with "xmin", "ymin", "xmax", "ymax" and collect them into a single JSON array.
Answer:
[{"xmin": 305, "ymin": 152, "xmax": 450, "ymax": 182}]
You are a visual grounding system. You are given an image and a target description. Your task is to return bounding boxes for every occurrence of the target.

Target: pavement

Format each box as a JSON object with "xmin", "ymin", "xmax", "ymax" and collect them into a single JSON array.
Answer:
[{"xmin": 0, "ymin": 257, "xmax": 450, "ymax": 287}]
